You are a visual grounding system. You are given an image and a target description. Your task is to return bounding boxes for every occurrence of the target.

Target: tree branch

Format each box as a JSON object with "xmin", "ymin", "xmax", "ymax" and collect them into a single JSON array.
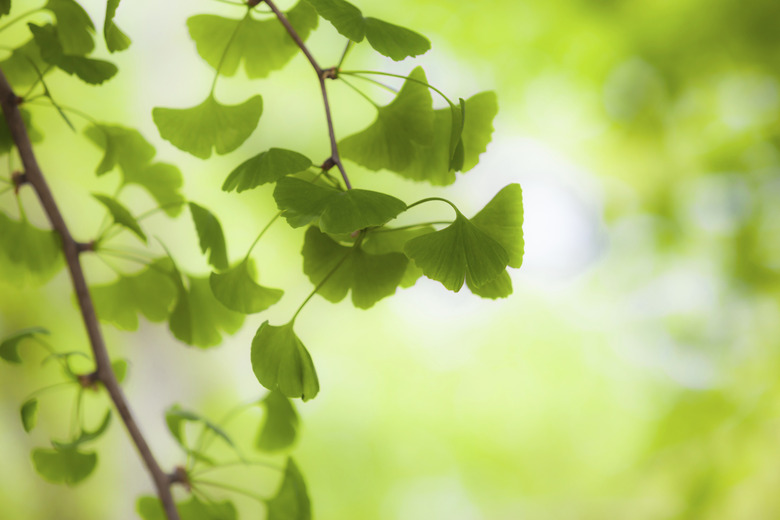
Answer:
[{"xmin": 0, "ymin": 69, "xmax": 181, "ymax": 520}]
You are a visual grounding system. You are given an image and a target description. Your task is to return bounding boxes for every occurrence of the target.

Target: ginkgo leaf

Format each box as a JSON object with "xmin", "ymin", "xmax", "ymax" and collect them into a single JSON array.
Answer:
[
  {"xmin": 256, "ymin": 390, "xmax": 299, "ymax": 452},
  {"xmin": 266, "ymin": 458, "xmax": 311, "ymax": 520},
  {"xmin": 153, "ymin": 94, "xmax": 263, "ymax": 159},
  {"xmin": 169, "ymin": 275, "xmax": 245, "ymax": 348},
  {"xmin": 222, "ymin": 148, "xmax": 312, "ymax": 193},
  {"xmin": 44, "ymin": 0, "xmax": 95, "ymax": 55},
  {"xmin": 112, "ymin": 359, "xmax": 128, "ymax": 383},
  {"xmin": 0, "ymin": 211, "xmax": 63, "ymax": 285},
  {"xmin": 137, "ymin": 496, "xmax": 237, "ymax": 520},
  {"xmin": 92, "ymin": 193, "xmax": 147, "ymax": 243},
  {"xmin": 209, "ymin": 259, "xmax": 283, "ymax": 314},
  {"xmin": 362, "ymin": 226, "xmax": 434, "ymax": 287},
  {"xmin": 306, "ymin": 0, "xmax": 429, "ymax": 61},
  {"xmin": 91, "ymin": 259, "xmax": 177, "ymax": 331},
  {"xmin": 189, "ymin": 202, "xmax": 228, "ymax": 270},
  {"xmin": 124, "ymin": 163, "xmax": 185, "ymax": 217},
  {"xmin": 0, "ymin": 327, "xmax": 49, "ymax": 364},
  {"xmin": 188, "ymin": 2, "xmax": 318, "ymax": 78},
  {"xmin": 21, "ymin": 398, "xmax": 38, "ymax": 433},
  {"xmin": 273, "ymin": 177, "xmax": 339, "ymax": 228},
  {"xmin": 31, "ymin": 446, "xmax": 97, "ymax": 486},
  {"xmin": 404, "ymin": 211, "xmax": 509, "ymax": 292},
  {"xmin": 302, "ymin": 226, "xmax": 408, "ymax": 308},
  {"xmin": 466, "ymin": 270, "xmax": 513, "ymax": 299},
  {"xmin": 460, "ymin": 91, "xmax": 499, "ymax": 171},
  {"xmin": 251, "ymin": 321, "xmax": 319, "ymax": 401},
  {"xmin": 52, "ymin": 411, "xmax": 112, "ymax": 450},
  {"xmin": 470, "ymin": 183, "xmax": 524, "ymax": 268},
  {"xmin": 29, "ymin": 23, "xmax": 117, "ymax": 85},
  {"xmin": 104, "ymin": 0, "xmax": 131, "ymax": 52},
  {"xmin": 0, "ymin": 39, "xmax": 49, "ymax": 88},
  {"xmin": 165, "ymin": 404, "xmax": 236, "ymax": 452},
  {"xmin": 84, "ymin": 124, "xmax": 155, "ymax": 175}
]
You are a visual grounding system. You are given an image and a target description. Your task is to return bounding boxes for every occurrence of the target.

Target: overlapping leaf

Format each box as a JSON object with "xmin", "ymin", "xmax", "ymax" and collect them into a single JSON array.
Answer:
[
  {"xmin": 1, "ymin": 109, "xmax": 41, "ymax": 156},
  {"xmin": 165, "ymin": 404, "xmax": 236, "ymax": 453},
  {"xmin": 44, "ymin": 0, "xmax": 95, "ymax": 55},
  {"xmin": 104, "ymin": 0, "xmax": 131, "ymax": 52},
  {"xmin": 31, "ymin": 446, "xmax": 97, "ymax": 486},
  {"xmin": 189, "ymin": 202, "xmax": 228, "ymax": 270},
  {"xmin": 0, "ymin": 39, "xmax": 49, "ymax": 88},
  {"xmin": 470, "ymin": 183, "xmax": 524, "ymax": 268},
  {"xmin": 188, "ymin": 2, "xmax": 318, "ymax": 78},
  {"xmin": 302, "ymin": 226, "xmax": 408, "ymax": 308},
  {"xmin": 153, "ymin": 94, "xmax": 263, "ymax": 159},
  {"xmin": 93, "ymin": 194, "xmax": 146, "ymax": 243},
  {"xmin": 266, "ymin": 458, "xmax": 311, "ymax": 520},
  {"xmin": 29, "ymin": 23, "xmax": 116, "ymax": 85},
  {"xmin": 256, "ymin": 390, "xmax": 299, "ymax": 452},
  {"xmin": 209, "ymin": 259, "xmax": 283, "ymax": 314},
  {"xmin": 251, "ymin": 321, "xmax": 319, "ymax": 401},
  {"xmin": 52, "ymin": 411, "xmax": 112, "ymax": 450},
  {"xmin": 362, "ymin": 226, "xmax": 434, "ymax": 287},
  {"xmin": 137, "ymin": 496, "xmax": 237, "ymax": 520},
  {"xmin": 0, "ymin": 327, "xmax": 49, "ymax": 364},
  {"xmin": 222, "ymin": 148, "xmax": 312, "ymax": 193},
  {"xmin": 466, "ymin": 270, "xmax": 513, "ymax": 299},
  {"xmin": 0, "ymin": 211, "xmax": 63, "ymax": 285},
  {"xmin": 306, "ymin": 0, "xmax": 429, "ymax": 61}
]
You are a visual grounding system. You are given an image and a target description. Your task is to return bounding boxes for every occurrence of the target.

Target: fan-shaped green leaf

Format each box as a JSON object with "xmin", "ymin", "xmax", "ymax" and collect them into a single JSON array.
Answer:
[
  {"xmin": 21, "ymin": 398, "xmax": 38, "ymax": 433},
  {"xmin": 404, "ymin": 211, "xmax": 509, "ymax": 291},
  {"xmin": 266, "ymin": 458, "xmax": 311, "ymax": 520},
  {"xmin": 165, "ymin": 404, "xmax": 236, "ymax": 452},
  {"xmin": 44, "ymin": 0, "xmax": 95, "ymax": 55},
  {"xmin": 0, "ymin": 39, "xmax": 48, "ymax": 88},
  {"xmin": 466, "ymin": 270, "xmax": 513, "ymax": 299},
  {"xmin": 188, "ymin": 2, "xmax": 317, "ymax": 79},
  {"xmin": 169, "ymin": 275, "xmax": 245, "ymax": 348},
  {"xmin": 153, "ymin": 93, "xmax": 262, "ymax": 159},
  {"xmin": 222, "ymin": 148, "xmax": 312, "ymax": 193},
  {"xmin": 470, "ymin": 183, "xmax": 524, "ymax": 268},
  {"xmin": 273, "ymin": 177, "xmax": 340, "ymax": 228},
  {"xmin": 0, "ymin": 327, "xmax": 49, "ymax": 364},
  {"xmin": 209, "ymin": 259, "xmax": 283, "ymax": 314},
  {"xmin": 92, "ymin": 193, "xmax": 146, "ymax": 243},
  {"xmin": 137, "ymin": 496, "xmax": 237, "ymax": 520},
  {"xmin": 189, "ymin": 202, "xmax": 228, "ymax": 270},
  {"xmin": 340, "ymin": 67, "xmax": 434, "ymax": 172},
  {"xmin": 29, "ymin": 24, "xmax": 116, "ymax": 85},
  {"xmin": 104, "ymin": 0, "xmax": 131, "ymax": 52},
  {"xmin": 31, "ymin": 446, "xmax": 97, "ymax": 486},
  {"xmin": 0, "ymin": 211, "xmax": 63, "ymax": 285},
  {"xmin": 52, "ymin": 411, "xmax": 112, "ymax": 450},
  {"xmin": 251, "ymin": 321, "xmax": 319, "ymax": 401},
  {"xmin": 460, "ymin": 91, "xmax": 498, "ymax": 171},
  {"xmin": 125, "ymin": 163, "xmax": 185, "ymax": 216},
  {"xmin": 363, "ymin": 226, "xmax": 434, "ymax": 287},
  {"xmin": 256, "ymin": 390, "xmax": 299, "ymax": 452},
  {"xmin": 305, "ymin": 0, "xmax": 364, "ymax": 40},
  {"xmin": 84, "ymin": 124, "xmax": 155, "ymax": 175}
]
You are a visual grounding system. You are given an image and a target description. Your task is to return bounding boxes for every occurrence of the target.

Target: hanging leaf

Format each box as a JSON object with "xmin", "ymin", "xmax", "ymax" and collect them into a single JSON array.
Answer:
[
  {"xmin": 21, "ymin": 398, "xmax": 38, "ymax": 433},
  {"xmin": 188, "ymin": 2, "xmax": 318, "ymax": 79},
  {"xmin": 266, "ymin": 458, "xmax": 312, "ymax": 520},
  {"xmin": 256, "ymin": 390, "xmax": 299, "ymax": 452},
  {"xmin": 460, "ymin": 91, "xmax": 499, "ymax": 171},
  {"xmin": 466, "ymin": 270, "xmax": 513, "ymax": 299},
  {"xmin": 29, "ymin": 23, "xmax": 117, "ymax": 85},
  {"xmin": 137, "ymin": 495, "xmax": 237, "ymax": 520},
  {"xmin": 104, "ymin": 0, "xmax": 131, "ymax": 52},
  {"xmin": 44, "ymin": 0, "xmax": 95, "ymax": 55},
  {"xmin": 0, "ymin": 327, "xmax": 49, "ymax": 364},
  {"xmin": 153, "ymin": 94, "xmax": 263, "ymax": 159},
  {"xmin": 165, "ymin": 404, "xmax": 237, "ymax": 453},
  {"xmin": 0, "ymin": 39, "xmax": 49, "ymax": 89},
  {"xmin": 92, "ymin": 194, "xmax": 147, "ymax": 243},
  {"xmin": 470, "ymin": 183, "xmax": 524, "ymax": 268},
  {"xmin": 51, "ymin": 411, "xmax": 112, "ymax": 450},
  {"xmin": 251, "ymin": 321, "xmax": 319, "ymax": 401},
  {"xmin": 31, "ymin": 446, "xmax": 97, "ymax": 486},
  {"xmin": 0, "ymin": 211, "xmax": 63, "ymax": 286},
  {"xmin": 189, "ymin": 203, "xmax": 228, "ymax": 270},
  {"xmin": 169, "ymin": 275, "xmax": 245, "ymax": 348},
  {"xmin": 302, "ymin": 226, "xmax": 408, "ymax": 308},
  {"xmin": 209, "ymin": 259, "xmax": 283, "ymax": 314},
  {"xmin": 222, "ymin": 148, "xmax": 312, "ymax": 193},
  {"xmin": 362, "ymin": 226, "xmax": 435, "ymax": 287}
]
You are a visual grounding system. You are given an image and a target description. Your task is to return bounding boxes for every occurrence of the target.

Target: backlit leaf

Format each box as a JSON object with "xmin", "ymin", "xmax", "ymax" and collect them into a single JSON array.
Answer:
[
  {"xmin": 460, "ymin": 91, "xmax": 498, "ymax": 171},
  {"xmin": 362, "ymin": 226, "xmax": 435, "ymax": 287},
  {"xmin": 0, "ymin": 211, "xmax": 63, "ymax": 285},
  {"xmin": 266, "ymin": 458, "xmax": 311, "ymax": 520},
  {"xmin": 21, "ymin": 398, "xmax": 38, "ymax": 432},
  {"xmin": 0, "ymin": 39, "xmax": 49, "ymax": 88},
  {"xmin": 466, "ymin": 270, "xmax": 513, "ymax": 299},
  {"xmin": 305, "ymin": 0, "xmax": 364, "ymax": 40},
  {"xmin": 153, "ymin": 93, "xmax": 263, "ymax": 159},
  {"xmin": 112, "ymin": 359, "xmax": 128, "ymax": 383},
  {"xmin": 0, "ymin": 0, "xmax": 9, "ymax": 16},
  {"xmin": 104, "ymin": 0, "xmax": 131, "ymax": 52},
  {"xmin": 209, "ymin": 259, "xmax": 283, "ymax": 314},
  {"xmin": 256, "ymin": 390, "xmax": 299, "ymax": 452},
  {"xmin": 92, "ymin": 193, "xmax": 146, "ymax": 243},
  {"xmin": 137, "ymin": 496, "xmax": 237, "ymax": 520},
  {"xmin": 188, "ymin": 2, "xmax": 318, "ymax": 79},
  {"xmin": 44, "ymin": 0, "xmax": 95, "ymax": 55},
  {"xmin": 273, "ymin": 177, "xmax": 339, "ymax": 228},
  {"xmin": 29, "ymin": 23, "xmax": 116, "ymax": 85},
  {"xmin": 124, "ymin": 163, "xmax": 185, "ymax": 217},
  {"xmin": 222, "ymin": 148, "xmax": 312, "ymax": 193},
  {"xmin": 470, "ymin": 184, "xmax": 524, "ymax": 268},
  {"xmin": 169, "ymin": 275, "xmax": 245, "ymax": 348},
  {"xmin": 31, "ymin": 446, "xmax": 97, "ymax": 486},
  {"xmin": 251, "ymin": 321, "xmax": 319, "ymax": 401},
  {"xmin": 1, "ymin": 109, "xmax": 41, "ymax": 156},
  {"xmin": 189, "ymin": 202, "xmax": 228, "ymax": 270},
  {"xmin": 52, "ymin": 411, "xmax": 112, "ymax": 450},
  {"xmin": 0, "ymin": 327, "xmax": 49, "ymax": 364},
  {"xmin": 165, "ymin": 404, "xmax": 236, "ymax": 452}
]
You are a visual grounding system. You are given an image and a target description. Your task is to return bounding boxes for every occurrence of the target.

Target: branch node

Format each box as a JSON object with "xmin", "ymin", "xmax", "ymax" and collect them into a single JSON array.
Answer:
[
  {"xmin": 320, "ymin": 157, "xmax": 336, "ymax": 171},
  {"xmin": 169, "ymin": 466, "xmax": 191, "ymax": 491},
  {"xmin": 11, "ymin": 171, "xmax": 28, "ymax": 193},
  {"xmin": 247, "ymin": 0, "xmax": 263, "ymax": 6},
  {"xmin": 322, "ymin": 67, "xmax": 338, "ymax": 80},
  {"xmin": 75, "ymin": 241, "xmax": 95, "ymax": 254},
  {"xmin": 14, "ymin": 95, "xmax": 23, "ymax": 105},
  {"xmin": 77, "ymin": 371, "xmax": 101, "ymax": 391}
]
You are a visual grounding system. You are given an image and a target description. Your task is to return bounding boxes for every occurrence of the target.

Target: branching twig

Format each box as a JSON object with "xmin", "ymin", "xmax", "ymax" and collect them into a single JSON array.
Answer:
[{"xmin": 0, "ymin": 69, "xmax": 182, "ymax": 520}]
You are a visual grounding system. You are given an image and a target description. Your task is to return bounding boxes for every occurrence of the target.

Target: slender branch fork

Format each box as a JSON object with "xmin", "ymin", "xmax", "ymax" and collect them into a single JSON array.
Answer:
[
  {"xmin": 262, "ymin": 0, "xmax": 353, "ymax": 190},
  {"xmin": 0, "ymin": 70, "xmax": 182, "ymax": 520}
]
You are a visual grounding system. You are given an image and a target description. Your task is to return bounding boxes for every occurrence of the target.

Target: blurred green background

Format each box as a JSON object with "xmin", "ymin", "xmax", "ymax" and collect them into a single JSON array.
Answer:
[{"xmin": 2, "ymin": 0, "xmax": 780, "ymax": 518}]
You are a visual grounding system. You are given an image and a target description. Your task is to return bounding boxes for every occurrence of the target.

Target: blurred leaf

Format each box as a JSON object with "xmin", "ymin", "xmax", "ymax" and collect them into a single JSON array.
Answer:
[
  {"xmin": 85, "ymin": 124, "xmax": 155, "ymax": 176},
  {"xmin": 0, "ymin": 0, "xmax": 9, "ymax": 16},
  {"xmin": 21, "ymin": 398, "xmax": 38, "ymax": 432},
  {"xmin": 137, "ymin": 495, "xmax": 237, "ymax": 520},
  {"xmin": 31, "ymin": 446, "xmax": 97, "ymax": 486},
  {"xmin": 92, "ymin": 193, "xmax": 147, "ymax": 243},
  {"xmin": 44, "ymin": 0, "xmax": 95, "ymax": 55},
  {"xmin": 470, "ymin": 184, "xmax": 524, "ymax": 268},
  {"xmin": 209, "ymin": 259, "xmax": 283, "ymax": 314},
  {"xmin": 124, "ymin": 163, "xmax": 185, "ymax": 217},
  {"xmin": 111, "ymin": 358, "xmax": 128, "ymax": 383},
  {"xmin": 189, "ymin": 202, "xmax": 228, "ymax": 270},
  {"xmin": 52, "ymin": 411, "xmax": 112, "ymax": 450},
  {"xmin": 188, "ymin": 2, "xmax": 317, "ymax": 78},
  {"xmin": 165, "ymin": 404, "xmax": 236, "ymax": 452},
  {"xmin": 340, "ymin": 67, "xmax": 434, "ymax": 173},
  {"xmin": 251, "ymin": 321, "xmax": 319, "ymax": 401},
  {"xmin": 466, "ymin": 270, "xmax": 512, "ymax": 299},
  {"xmin": 29, "ymin": 23, "xmax": 116, "ymax": 85},
  {"xmin": 104, "ymin": 0, "xmax": 131, "ymax": 52},
  {"xmin": 404, "ymin": 211, "xmax": 508, "ymax": 292},
  {"xmin": 169, "ymin": 275, "xmax": 245, "ymax": 348},
  {"xmin": 266, "ymin": 458, "xmax": 311, "ymax": 520},
  {"xmin": 0, "ymin": 327, "xmax": 49, "ymax": 364},
  {"xmin": 302, "ymin": 226, "xmax": 408, "ymax": 308},
  {"xmin": 153, "ymin": 94, "xmax": 262, "ymax": 159},
  {"xmin": 1, "ymin": 109, "xmax": 40, "ymax": 156},
  {"xmin": 256, "ymin": 390, "xmax": 299, "ymax": 452},
  {"xmin": 91, "ymin": 259, "xmax": 177, "ymax": 331},
  {"xmin": 0, "ymin": 39, "xmax": 49, "ymax": 88},
  {"xmin": 222, "ymin": 148, "xmax": 312, "ymax": 193},
  {"xmin": 0, "ymin": 211, "xmax": 63, "ymax": 286}
]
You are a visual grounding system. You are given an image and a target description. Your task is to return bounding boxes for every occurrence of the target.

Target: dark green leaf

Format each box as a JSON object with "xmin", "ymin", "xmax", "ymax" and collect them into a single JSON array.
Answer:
[
  {"xmin": 302, "ymin": 226, "xmax": 408, "ymax": 308},
  {"xmin": 0, "ymin": 39, "xmax": 49, "ymax": 88},
  {"xmin": 111, "ymin": 359, "xmax": 128, "ymax": 383},
  {"xmin": 104, "ymin": 0, "xmax": 131, "ymax": 52},
  {"xmin": 273, "ymin": 177, "xmax": 340, "ymax": 228},
  {"xmin": 91, "ymin": 259, "xmax": 177, "ymax": 330},
  {"xmin": 404, "ymin": 211, "xmax": 509, "ymax": 291},
  {"xmin": 0, "ymin": 0, "xmax": 9, "ymax": 16},
  {"xmin": 251, "ymin": 321, "xmax": 319, "ymax": 401},
  {"xmin": 31, "ymin": 446, "xmax": 97, "ymax": 486},
  {"xmin": 44, "ymin": 0, "xmax": 95, "ymax": 55},
  {"xmin": 188, "ymin": 2, "xmax": 318, "ymax": 79},
  {"xmin": 256, "ymin": 390, "xmax": 299, "ymax": 452},
  {"xmin": 466, "ymin": 270, "xmax": 513, "ymax": 299},
  {"xmin": 0, "ymin": 327, "xmax": 49, "ymax": 364},
  {"xmin": 340, "ymin": 67, "xmax": 434, "ymax": 172},
  {"xmin": 21, "ymin": 398, "xmax": 38, "ymax": 432},
  {"xmin": 209, "ymin": 259, "xmax": 283, "ymax": 314},
  {"xmin": 0, "ymin": 211, "xmax": 63, "ymax": 285},
  {"xmin": 189, "ymin": 202, "xmax": 228, "ymax": 270},
  {"xmin": 470, "ymin": 184, "xmax": 524, "ymax": 268},
  {"xmin": 165, "ymin": 404, "xmax": 236, "ymax": 452},
  {"xmin": 137, "ymin": 496, "xmax": 237, "ymax": 520},
  {"xmin": 222, "ymin": 148, "xmax": 312, "ymax": 193},
  {"xmin": 266, "ymin": 458, "xmax": 311, "ymax": 520},
  {"xmin": 29, "ymin": 23, "xmax": 116, "ymax": 85},
  {"xmin": 363, "ymin": 226, "xmax": 435, "ymax": 287},
  {"xmin": 153, "ymin": 93, "xmax": 263, "ymax": 159},
  {"xmin": 52, "ymin": 411, "xmax": 112, "ymax": 450},
  {"xmin": 92, "ymin": 193, "xmax": 146, "ymax": 243}
]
